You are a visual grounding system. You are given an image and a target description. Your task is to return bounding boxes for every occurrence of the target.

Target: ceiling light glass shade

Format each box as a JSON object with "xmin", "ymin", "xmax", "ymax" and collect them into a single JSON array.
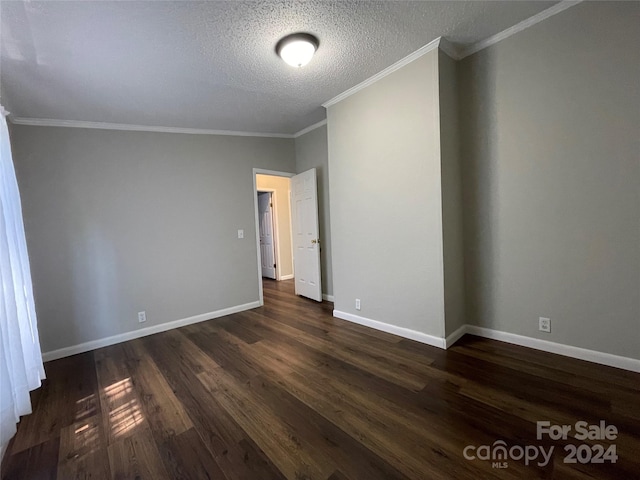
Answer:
[{"xmin": 276, "ymin": 33, "xmax": 319, "ymax": 68}]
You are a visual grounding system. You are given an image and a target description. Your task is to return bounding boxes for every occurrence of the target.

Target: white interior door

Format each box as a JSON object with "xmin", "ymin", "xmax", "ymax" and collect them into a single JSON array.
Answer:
[
  {"xmin": 258, "ymin": 192, "xmax": 276, "ymax": 279},
  {"xmin": 291, "ymin": 168, "xmax": 322, "ymax": 301}
]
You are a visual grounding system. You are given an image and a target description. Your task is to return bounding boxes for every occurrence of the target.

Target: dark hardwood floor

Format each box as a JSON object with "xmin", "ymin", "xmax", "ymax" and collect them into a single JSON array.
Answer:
[{"xmin": 2, "ymin": 279, "xmax": 639, "ymax": 479}]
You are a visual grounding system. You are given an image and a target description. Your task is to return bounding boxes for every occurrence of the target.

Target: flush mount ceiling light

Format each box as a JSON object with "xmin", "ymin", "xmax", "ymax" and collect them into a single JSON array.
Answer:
[{"xmin": 276, "ymin": 33, "xmax": 319, "ymax": 68}]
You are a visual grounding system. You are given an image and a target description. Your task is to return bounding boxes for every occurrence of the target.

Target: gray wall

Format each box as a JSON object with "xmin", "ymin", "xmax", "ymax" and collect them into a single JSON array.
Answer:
[
  {"xmin": 327, "ymin": 49, "xmax": 446, "ymax": 337},
  {"xmin": 10, "ymin": 125, "xmax": 295, "ymax": 353},
  {"xmin": 459, "ymin": 1, "xmax": 640, "ymax": 358},
  {"xmin": 439, "ymin": 50, "xmax": 466, "ymax": 337},
  {"xmin": 294, "ymin": 125, "xmax": 333, "ymax": 297}
]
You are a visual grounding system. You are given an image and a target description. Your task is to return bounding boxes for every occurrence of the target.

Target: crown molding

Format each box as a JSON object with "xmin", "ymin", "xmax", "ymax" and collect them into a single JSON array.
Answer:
[
  {"xmin": 458, "ymin": 0, "xmax": 582, "ymax": 60},
  {"xmin": 321, "ymin": 1, "xmax": 583, "ymax": 110},
  {"xmin": 322, "ymin": 36, "xmax": 442, "ymax": 108},
  {"xmin": 293, "ymin": 119, "xmax": 327, "ymax": 138},
  {"xmin": 438, "ymin": 37, "xmax": 462, "ymax": 61},
  {"xmin": 8, "ymin": 117, "xmax": 295, "ymax": 138}
]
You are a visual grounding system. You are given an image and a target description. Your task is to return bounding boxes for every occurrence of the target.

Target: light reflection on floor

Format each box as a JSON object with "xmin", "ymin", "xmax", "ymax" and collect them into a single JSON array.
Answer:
[
  {"xmin": 72, "ymin": 419, "xmax": 99, "ymax": 453},
  {"xmin": 75, "ymin": 393, "xmax": 97, "ymax": 421},
  {"xmin": 63, "ymin": 417, "xmax": 100, "ymax": 466},
  {"xmin": 104, "ymin": 377, "xmax": 145, "ymax": 438}
]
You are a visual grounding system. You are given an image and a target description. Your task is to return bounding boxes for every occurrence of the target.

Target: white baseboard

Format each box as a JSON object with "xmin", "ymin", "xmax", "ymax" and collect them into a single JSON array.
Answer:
[
  {"xmin": 465, "ymin": 325, "xmax": 640, "ymax": 373},
  {"xmin": 41, "ymin": 301, "xmax": 261, "ymax": 362},
  {"xmin": 444, "ymin": 325, "xmax": 468, "ymax": 349},
  {"xmin": 322, "ymin": 294, "xmax": 334, "ymax": 302},
  {"xmin": 330, "ymin": 313, "xmax": 639, "ymax": 373},
  {"xmin": 279, "ymin": 274, "xmax": 294, "ymax": 280},
  {"xmin": 333, "ymin": 310, "xmax": 445, "ymax": 349},
  {"xmin": 41, "ymin": 300, "xmax": 640, "ymax": 373}
]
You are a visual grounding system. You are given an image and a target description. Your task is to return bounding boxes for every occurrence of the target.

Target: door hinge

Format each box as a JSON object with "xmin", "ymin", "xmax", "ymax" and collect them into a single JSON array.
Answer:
[
  {"xmin": 270, "ymin": 203, "xmax": 273, "ymax": 207},
  {"xmin": 274, "ymin": 263, "xmax": 276, "ymax": 268}
]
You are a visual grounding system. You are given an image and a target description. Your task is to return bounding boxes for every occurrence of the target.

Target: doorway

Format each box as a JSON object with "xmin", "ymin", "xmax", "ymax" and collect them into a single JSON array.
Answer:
[
  {"xmin": 257, "ymin": 191, "xmax": 277, "ymax": 280},
  {"xmin": 253, "ymin": 169, "xmax": 295, "ymax": 305},
  {"xmin": 253, "ymin": 168, "xmax": 323, "ymax": 305}
]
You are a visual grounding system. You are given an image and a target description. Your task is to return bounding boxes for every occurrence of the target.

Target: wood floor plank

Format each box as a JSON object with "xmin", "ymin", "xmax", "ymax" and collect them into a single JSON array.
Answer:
[
  {"xmin": 219, "ymin": 316, "xmax": 263, "ymax": 345},
  {"xmin": 107, "ymin": 428, "xmax": 171, "ymax": 480},
  {"xmin": 120, "ymin": 340, "xmax": 193, "ymax": 443},
  {"xmin": 453, "ymin": 338, "xmax": 640, "ymax": 396},
  {"xmin": 258, "ymin": 295, "xmax": 402, "ymax": 344},
  {"xmin": 459, "ymin": 335, "xmax": 640, "ymax": 391},
  {"xmin": 242, "ymin": 374, "xmax": 411, "ymax": 480},
  {"xmin": 183, "ymin": 327, "xmax": 263, "ymax": 383},
  {"xmin": 240, "ymin": 309, "xmax": 430, "ymax": 391},
  {"xmin": 284, "ymin": 357, "xmax": 536, "ymax": 480},
  {"xmin": 209, "ymin": 327, "xmax": 296, "ymax": 377},
  {"xmin": 9, "ymin": 352, "xmax": 99, "ymax": 454},
  {"xmin": 197, "ymin": 368, "xmax": 335, "ymax": 480},
  {"xmin": 250, "ymin": 336, "xmax": 519, "ymax": 472},
  {"xmin": 235, "ymin": 438, "xmax": 288, "ymax": 480},
  {"xmin": 1, "ymin": 436, "xmax": 60, "ymax": 480},
  {"xmin": 95, "ymin": 343, "xmax": 149, "ymax": 445},
  {"xmin": 205, "ymin": 319, "xmax": 488, "ymax": 479},
  {"xmin": 432, "ymin": 347, "xmax": 617, "ymax": 424},
  {"xmin": 155, "ymin": 428, "xmax": 228, "ymax": 480},
  {"xmin": 57, "ymin": 414, "xmax": 111, "ymax": 479},
  {"xmin": 140, "ymin": 330, "xmax": 286, "ymax": 480},
  {"xmin": 251, "ymin": 303, "xmax": 438, "ymax": 372}
]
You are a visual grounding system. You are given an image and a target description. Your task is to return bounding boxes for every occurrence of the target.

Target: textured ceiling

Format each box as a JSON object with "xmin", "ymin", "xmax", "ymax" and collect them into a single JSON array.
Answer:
[{"xmin": 0, "ymin": 1, "xmax": 557, "ymax": 135}]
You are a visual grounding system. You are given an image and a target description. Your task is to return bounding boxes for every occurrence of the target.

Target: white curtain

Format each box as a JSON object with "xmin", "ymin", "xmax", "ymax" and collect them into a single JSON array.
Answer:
[{"xmin": 0, "ymin": 105, "xmax": 45, "ymax": 455}]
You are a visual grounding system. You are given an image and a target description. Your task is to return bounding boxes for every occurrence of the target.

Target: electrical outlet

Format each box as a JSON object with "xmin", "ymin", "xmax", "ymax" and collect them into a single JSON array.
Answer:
[
  {"xmin": 539, "ymin": 317, "xmax": 550, "ymax": 333},
  {"xmin": 355, "ymin": 298, "xmax": 361, "ymax": 311},
  {"xmin": 138, "ymin": 311, "xmax": 147, "ymax": 323}
]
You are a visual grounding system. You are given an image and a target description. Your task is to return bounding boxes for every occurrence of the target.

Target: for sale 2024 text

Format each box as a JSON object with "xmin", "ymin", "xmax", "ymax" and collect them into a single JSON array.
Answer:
[{"xmin": 537, "ymin": 420, "xmax": 618, "ymax": 465}]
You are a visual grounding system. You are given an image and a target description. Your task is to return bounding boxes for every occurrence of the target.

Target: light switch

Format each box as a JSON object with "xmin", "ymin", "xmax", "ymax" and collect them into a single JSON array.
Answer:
[{"xmin": 237, "ymin": 229, "xmax": 244, "ymax": 239}]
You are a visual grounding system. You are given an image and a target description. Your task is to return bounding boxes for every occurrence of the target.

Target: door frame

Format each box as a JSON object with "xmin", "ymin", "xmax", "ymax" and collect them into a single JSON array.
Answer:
[
  {"xmin": 253, "ymin": 168, "xmax": 295, "ymax": 306},
  {"xmin": 257, "ymin": 189, "xmax": 279, "ymax": 280}
]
